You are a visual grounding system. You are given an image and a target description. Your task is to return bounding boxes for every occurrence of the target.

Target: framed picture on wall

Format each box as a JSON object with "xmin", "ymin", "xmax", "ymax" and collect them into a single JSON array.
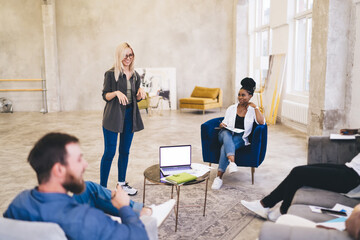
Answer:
[{"xmin": 136, "ymin": 68, "xmax": 177, "ymax": 110}]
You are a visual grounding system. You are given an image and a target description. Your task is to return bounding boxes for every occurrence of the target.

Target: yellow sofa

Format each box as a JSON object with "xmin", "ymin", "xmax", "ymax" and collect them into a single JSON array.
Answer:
[{"xmin": 179, "ymin": 86, "xmax": 222, "ymax": 114}]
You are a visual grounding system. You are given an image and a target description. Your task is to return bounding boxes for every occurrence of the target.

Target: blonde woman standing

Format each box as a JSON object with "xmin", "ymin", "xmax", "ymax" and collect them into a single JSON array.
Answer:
[{"xmin": 100, "ymin": 42, "xmax": 146, "ymax": 195}]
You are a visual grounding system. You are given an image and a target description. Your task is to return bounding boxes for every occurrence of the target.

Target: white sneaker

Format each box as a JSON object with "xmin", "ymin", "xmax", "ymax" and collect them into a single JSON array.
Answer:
[
  {"xmin": 150, "ymin": 199, "xmax": 176, "ymax": 227},
  {"xmin": 241, "ymin": 200, "xmax": 269, "ymax": 219},
  {"xmin": 267, "ymin": 208, "xmax": 282, "ymax": 222},
  {"xmin": 228, "ymin": 161, "xmax": 238, "ymax": 174},
  {"xmin": 119, "ymin": 182, "xmax": 138, "ymax": 196},
  {"xmin": 211, "ymin": 177, "xmax": 223, "ymax": 190}
]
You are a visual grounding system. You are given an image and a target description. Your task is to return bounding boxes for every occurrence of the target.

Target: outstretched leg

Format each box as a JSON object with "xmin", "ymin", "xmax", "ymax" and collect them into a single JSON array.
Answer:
[{"xmin": 261, "ymin": 164, "xmax": 360, "ymax": 214}]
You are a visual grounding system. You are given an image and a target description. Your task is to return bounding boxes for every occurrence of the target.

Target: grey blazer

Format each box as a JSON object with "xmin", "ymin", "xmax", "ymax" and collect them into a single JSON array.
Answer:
[{"xmin": 102, "ymin": 68, "xmax": 144, "ymax": 133}]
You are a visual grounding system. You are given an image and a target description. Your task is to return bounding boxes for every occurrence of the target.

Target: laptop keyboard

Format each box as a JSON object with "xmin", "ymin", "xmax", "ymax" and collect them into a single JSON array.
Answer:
[
  {"xmin": 161, "ymin": 166, "xmax": 193, "ymax": 176},
  {"xmin": 164, "ymin": 166, "xmax": 191, "ymax": 171}
]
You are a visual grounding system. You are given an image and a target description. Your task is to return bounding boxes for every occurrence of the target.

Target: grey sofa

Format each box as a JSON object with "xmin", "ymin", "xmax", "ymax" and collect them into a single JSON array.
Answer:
[
  {"xmin": 259, "ymin": 135, "xmax": 360, "ymax": 240},
  {"xmin": 0, "ymin": 217, "xmax": 67, "ymax": 240},
  {"xmin": 0, "ymin": 215, "xmax": 158, "ymax": 240}
]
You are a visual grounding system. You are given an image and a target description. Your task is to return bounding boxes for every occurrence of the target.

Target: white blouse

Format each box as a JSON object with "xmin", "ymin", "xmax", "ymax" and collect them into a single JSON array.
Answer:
[
  {"xmin": 222, "ymin": 104, "xmax": 266, "ymax": 145},
  {"xmin": 344, "ymin": 153, "xmax": 360, "ymax": 198},
  {"xmin": 346, "ymin": 153, "xmax": 360, "ymax": 176}
]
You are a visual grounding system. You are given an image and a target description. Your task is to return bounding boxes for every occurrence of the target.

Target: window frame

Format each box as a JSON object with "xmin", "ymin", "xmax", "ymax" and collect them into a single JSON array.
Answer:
[
  {"xmin": 249, "ymin": 0, "xmax": 271, "ymax": 91},
  {"xmin": 291, "ymin": 0, "xmax": 313, "ymax": 95}
]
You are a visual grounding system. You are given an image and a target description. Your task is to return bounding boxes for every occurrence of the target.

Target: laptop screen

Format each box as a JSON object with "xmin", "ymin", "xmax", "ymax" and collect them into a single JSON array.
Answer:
[{"xmin": 159, "ymin": 145, "xmax": 191, "ymax": 167}]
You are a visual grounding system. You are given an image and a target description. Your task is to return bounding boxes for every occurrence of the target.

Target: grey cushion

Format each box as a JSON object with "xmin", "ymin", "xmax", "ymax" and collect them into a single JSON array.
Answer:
[
  {"xmin": 308, "ymin": 136, "xmax": 360, "ymax": 165},
  {"xmin": 259, "ymin": 222, "xmax": 353, "ymax": 240},
  {"xmin": 291, "ymin": 187, "xmax": 360, "ymax": 208},
  {"xmin": 1, "ymin": 216, "xmax": 158, "ymax": 240},
  {"xmin": 288, "ymin": 187, "xmax": 360, "ymax": 222},
  {"xmin": 297, "ymin": 136, "xmax": 360, "ymax": 223},
  {"xmin": 288, "ymin": 205, "xmax": 336, "ymax": 222},
  {"xmin": 259, "ymin": 137, "xmax": 360, "ymax": 239},
  {"xmin": 0, "ymin": 217, "xmax": 66, "ymax": 240}
]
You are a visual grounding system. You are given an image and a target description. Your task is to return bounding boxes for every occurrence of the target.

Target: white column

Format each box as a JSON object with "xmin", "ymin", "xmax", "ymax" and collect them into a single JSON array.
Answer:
[
  {"xmin": 348, "ymin": 1, "xmax": 360, "ymax": 127},
  {"xmin": 308, "ymin": 0, "xmax": 352, "ymax": 135},
  {"xmin": 42, "ymin": 0, "xmax": 61, "ymax": 112}
]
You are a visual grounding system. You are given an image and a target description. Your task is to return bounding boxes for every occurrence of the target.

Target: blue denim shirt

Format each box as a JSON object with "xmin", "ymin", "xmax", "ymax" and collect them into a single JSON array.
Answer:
[{"xmin": 3, "ymin": 188, "xmax": 148, "ymax": 240}]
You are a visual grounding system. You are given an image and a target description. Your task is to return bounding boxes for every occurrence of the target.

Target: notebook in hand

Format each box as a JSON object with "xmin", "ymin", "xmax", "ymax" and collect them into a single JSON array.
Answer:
[
  {"xmin": 159, "ymin": 145, "xmax": 192, "ymax": 176},
  {"xmin": 165, "ymin": 172, "xmax": 197, "ymax": 184}
]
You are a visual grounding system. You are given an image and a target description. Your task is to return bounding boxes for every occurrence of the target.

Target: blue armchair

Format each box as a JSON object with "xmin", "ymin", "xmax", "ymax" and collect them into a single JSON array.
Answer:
[{"xmin": 201, "ymin": 117, "xmax": 267, "ymax": 184}]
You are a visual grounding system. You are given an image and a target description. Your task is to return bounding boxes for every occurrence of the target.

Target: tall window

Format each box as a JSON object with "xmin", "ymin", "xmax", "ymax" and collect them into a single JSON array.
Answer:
[
  {"xmin": 250, "ymin": 0, "xmax": 270, "ymax": 90},
  {"xmin": 293, "ymin": 0, "xmax": 313, "ymax": 93}
]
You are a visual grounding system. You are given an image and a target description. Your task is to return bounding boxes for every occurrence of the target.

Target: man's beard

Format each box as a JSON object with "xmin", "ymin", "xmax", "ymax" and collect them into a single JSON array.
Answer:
[{"xmin": 62, "ymin": 171, "xmax": 85, "ymax": 194}]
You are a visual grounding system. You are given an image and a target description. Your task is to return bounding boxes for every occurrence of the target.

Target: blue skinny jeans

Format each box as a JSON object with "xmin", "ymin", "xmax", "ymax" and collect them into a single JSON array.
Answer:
[
  {"xmin": 100, "ymin": 106, "xmax": 134, "ymax": 187},
  {"xmin": 218, "ymin": 129, "xmax": 245, "ymax": 172},
  {"xmin": 73, "ymin": 181, "xmax": 143, "ymax": 217}
]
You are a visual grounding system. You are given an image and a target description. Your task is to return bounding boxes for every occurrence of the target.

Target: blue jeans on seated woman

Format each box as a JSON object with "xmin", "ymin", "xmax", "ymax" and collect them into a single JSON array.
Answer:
[
  {"xmin": 218, "ymin": 129, "xmax": 245, "ymax": 172},
  {"xmin": 73, "ymin": 181, "xmax": 143, "ymax": 217},
  {"xmin": 100, "ymin": 106, "xmax": 134, "ymax": 187}
]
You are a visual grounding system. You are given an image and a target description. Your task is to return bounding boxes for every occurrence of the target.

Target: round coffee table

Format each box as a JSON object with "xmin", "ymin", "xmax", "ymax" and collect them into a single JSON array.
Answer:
[{"xmin": 143, "ymin": 164, "xmax": 209, "ymax": 231}]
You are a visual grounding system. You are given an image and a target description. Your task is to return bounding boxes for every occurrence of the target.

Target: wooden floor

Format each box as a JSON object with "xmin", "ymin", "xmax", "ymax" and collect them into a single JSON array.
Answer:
[{"xmin": 0, "ymin": 110, "xmax": 307, "ymax": 239}]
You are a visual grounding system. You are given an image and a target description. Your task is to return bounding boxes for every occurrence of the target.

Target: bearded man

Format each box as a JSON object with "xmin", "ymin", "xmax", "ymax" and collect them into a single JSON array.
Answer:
[{"xmin": 3, "ymin": 132, "xmax": 175, "ymax": 240}]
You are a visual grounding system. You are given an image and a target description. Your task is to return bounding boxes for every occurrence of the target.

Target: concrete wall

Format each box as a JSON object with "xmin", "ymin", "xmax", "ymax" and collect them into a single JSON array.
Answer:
[
  {"xmin": 1, "ymin": 0, "xmax": 359, "ymax": 134},
  {"xmin": 0, "ymin": 0, "xmax": 44, "ymax": 112},
  {"xmin": 308, "ymin": 0, "xmax": 356, "ymax": 135},
  {"xmin": 234, "ymin": 0, "xmax": 249, "ymax": 100},
  {"xmin": 348, "ymin": 1, "xmax": 360, "ymax": 127},
  {"xmin": 0, "ymin": 0, "xmax": 236, "ymax": 112},
  {"xmin": 307, "ymin": 0, "xmax": 330, "ymax": 135}
]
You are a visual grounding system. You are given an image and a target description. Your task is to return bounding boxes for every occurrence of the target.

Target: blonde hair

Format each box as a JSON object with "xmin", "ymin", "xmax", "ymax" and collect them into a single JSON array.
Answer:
[{"xmin": 113, "ymin": 42, "xmax": 135, "ymax": 81}]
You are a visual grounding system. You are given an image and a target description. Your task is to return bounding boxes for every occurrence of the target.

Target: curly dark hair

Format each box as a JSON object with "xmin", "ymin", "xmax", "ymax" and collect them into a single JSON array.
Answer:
[{"xmin": 241, "ymin": 77, "xmax": 256, "ymax": 95}]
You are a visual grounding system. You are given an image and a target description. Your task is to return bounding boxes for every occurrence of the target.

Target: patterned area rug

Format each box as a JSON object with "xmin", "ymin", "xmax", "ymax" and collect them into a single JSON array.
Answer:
[{"xmin": 131, "ymin": 180, "xmax": 265, "ymax": 240}]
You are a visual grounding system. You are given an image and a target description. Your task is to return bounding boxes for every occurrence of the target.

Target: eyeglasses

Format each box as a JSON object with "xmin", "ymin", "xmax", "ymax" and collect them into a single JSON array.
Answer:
[{"xmin": 124, "ymin": 53, "xmax": 134, "ymax": 59}]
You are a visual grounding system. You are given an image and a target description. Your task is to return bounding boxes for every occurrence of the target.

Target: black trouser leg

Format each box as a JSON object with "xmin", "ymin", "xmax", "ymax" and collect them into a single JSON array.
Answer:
[{"xmin": 261, "ymin": 164, "xmax": 360, "ymax": 214}]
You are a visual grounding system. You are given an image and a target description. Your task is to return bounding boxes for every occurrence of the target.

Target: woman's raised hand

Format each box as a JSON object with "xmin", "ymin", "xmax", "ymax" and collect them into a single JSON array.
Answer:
[
  {"xmin": 248, "ymin": 102, "xmax": 257, "ymax": 108},
  {"xmin": 115, "ymin": 91, "xmax": 129, "ymax": 105},
  {"xmin": 136, "ymin": 88, "xmax": 146, "ymax": 100}
]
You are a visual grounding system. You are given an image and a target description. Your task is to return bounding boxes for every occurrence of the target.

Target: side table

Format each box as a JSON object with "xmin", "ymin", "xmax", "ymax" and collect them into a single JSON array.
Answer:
[{"xmin": 143, "ymin": 164, "xmax": 209, "ymax": 232}]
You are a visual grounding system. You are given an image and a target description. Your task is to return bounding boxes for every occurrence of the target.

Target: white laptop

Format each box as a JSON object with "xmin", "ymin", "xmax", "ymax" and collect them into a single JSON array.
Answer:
[{"xmin": 159, "ymin": 145, "xmax": 193, "ymax": 176}]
